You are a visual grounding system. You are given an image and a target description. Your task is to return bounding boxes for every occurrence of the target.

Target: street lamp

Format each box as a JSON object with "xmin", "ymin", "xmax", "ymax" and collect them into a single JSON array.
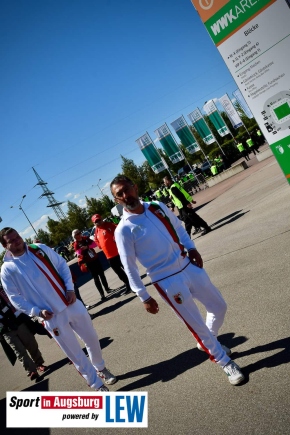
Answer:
[
  {"xmin": 11, "ymin": 195, "xmax": 38, "ymax": 237},
  {"xmin": 92, "ymin": 179, "xmax": 105, "ymax": 198}
]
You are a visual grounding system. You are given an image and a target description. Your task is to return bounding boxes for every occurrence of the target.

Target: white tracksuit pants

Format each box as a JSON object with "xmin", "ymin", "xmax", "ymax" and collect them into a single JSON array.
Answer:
[
  {"xmin": 44, "ymin": 300, "xmax": 104, "ymax": 389},
  {"xmin": 153, "ymin": 263, "xmax": 231, "ymax": 367}
]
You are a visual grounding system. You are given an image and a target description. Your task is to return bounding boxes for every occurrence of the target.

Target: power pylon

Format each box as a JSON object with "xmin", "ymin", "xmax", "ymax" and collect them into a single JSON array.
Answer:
[{"xmin": 32, "ymin": 167, "xmax": 66, "ymax": 220}]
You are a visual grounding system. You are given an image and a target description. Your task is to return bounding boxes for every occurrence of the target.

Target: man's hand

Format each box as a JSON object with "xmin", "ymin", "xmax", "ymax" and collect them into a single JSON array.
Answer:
[
  {"xmin": 144, "ymin": 298, "xmax": 159, "ymax": 314},
  {"xmin": 81, "ymin": 246, "xmax": 88, "ymax": 251},
  {"xmin": 188, "ymin": 249, "xmax": 203, "ymax": 268},
  {"xmin": 40, "ymin": 310, "xmax": 54, "ymax": 320},
  {"xmin": 66, "ymin": 291, "xmax": 76, "ymax": 305}
]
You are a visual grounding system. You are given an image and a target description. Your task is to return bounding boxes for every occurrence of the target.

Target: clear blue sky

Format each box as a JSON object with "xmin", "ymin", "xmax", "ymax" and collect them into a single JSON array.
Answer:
[{"xmin": 1, "ymin": 0, "xmax": 238, "ymax": 243}]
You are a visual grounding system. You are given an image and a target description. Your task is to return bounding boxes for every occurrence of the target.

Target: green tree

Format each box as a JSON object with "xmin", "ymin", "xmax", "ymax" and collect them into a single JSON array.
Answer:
[
  {"xmin": 0, "ymin": 250, "xmax": 5, "ymax": 268},
  {"xmin": 47, "ymin": 217, "xmax": 71, "ymax": 246},
  {"xmin": 37, "ymin": 228, "xmax": 51, "ymax": 245},
  {"xmin": 66, "ymin": 201, "xmax": 89, "ymax": 230},
  {"xmin": 120, "ymin": 156, "xmax": 149, "ymax": 195},
  {"xmin": 25, "ymin": 237, "xmax": 33, "ymax": 244}
]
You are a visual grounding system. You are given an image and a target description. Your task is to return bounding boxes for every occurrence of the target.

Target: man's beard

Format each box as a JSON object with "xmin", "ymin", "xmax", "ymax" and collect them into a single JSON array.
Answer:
[{"xmin": 125, "ymin": 197, "xmax": 140, "ymax": 211}]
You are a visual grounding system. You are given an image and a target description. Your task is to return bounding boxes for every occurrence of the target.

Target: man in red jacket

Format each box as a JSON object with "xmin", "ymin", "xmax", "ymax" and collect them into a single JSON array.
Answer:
[{"xmin": 91, "ymin": 214, "xmax": 132, "ymax": 296}]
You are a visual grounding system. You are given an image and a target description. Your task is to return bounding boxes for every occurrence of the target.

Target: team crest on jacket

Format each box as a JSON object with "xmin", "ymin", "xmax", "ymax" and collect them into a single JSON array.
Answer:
[
  {"xmin": 173, "ymin": 292, "xmax": 183, "ymax": 304},
  {"xmin": 154, "ymin": 209, "xmax": 165, "ymax": 218},
  {"xmin": 35, "ymin": 250, "xmax": 45, "ymax": 258}
]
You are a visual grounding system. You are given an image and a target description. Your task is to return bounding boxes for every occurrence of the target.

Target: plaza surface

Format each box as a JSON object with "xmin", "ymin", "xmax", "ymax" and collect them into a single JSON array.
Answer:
[{"xmin": 1, "ymin": 150, "xmax": 290, "ymax": 435}]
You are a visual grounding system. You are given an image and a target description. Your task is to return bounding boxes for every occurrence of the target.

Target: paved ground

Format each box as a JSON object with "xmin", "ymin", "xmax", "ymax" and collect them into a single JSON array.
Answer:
[{"xmin": 1, "ymin": 147, "xmax": 290, "ymax": 435}]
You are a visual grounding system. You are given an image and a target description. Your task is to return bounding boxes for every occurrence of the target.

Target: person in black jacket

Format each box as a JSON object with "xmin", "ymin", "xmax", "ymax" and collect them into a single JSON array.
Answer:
[
  {"xmin": 0, "ymin": 285, "xmax": 48, "ymax": 381},
  {"xmin": 164, "ymin": 176, "xmax": 212, "ymax": 236}
]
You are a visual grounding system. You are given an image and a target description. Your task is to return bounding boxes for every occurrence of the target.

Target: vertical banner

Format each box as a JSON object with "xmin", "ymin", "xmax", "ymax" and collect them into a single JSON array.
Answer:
[
  {"xmin": 232, "ymin": 89, "xmax": 254, "ymax": 119},
  {"xmin": 154, "ymin": 123, "xmax": 184, "ymax": 164},
  {"xmin": 170, "ymin": 115, "xmax": 200, "ymax": 154},
  {"xmin": 219, "ymin": 93, "xmax": 243, "ymax": 129},
  {"xmin": 203, "ymin": 100, "xmax": 231, "ymax": 136},
  {"xmin": 136, "ymin": 132, "xmax": 166, "ymax": 174},
  {"xmin": 188, "ymin": 108, "xmax": 216, "ymax": 145},
  {"xmin": 190, "ymin": 0, "xmax": 290, "ymax": 184}
]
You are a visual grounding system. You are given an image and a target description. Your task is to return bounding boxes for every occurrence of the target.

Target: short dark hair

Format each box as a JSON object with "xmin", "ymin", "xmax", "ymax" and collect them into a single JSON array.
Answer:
[
  {"xmin": 110, "ymin": 175, "xmax": 134, "ymax": 191},
  {"xmin": 163, "ymin": 175, "xmax": 172, "ymax": 181},
  {"xmin": 0, "ymin": 227, "xmax": 15, "ymax": 246}
]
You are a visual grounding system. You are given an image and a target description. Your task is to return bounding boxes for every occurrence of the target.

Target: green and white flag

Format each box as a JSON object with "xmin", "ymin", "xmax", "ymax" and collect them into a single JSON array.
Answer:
[
  {"xmin": 170, "ymin": 115, "xmax": 200, "ymax": 154},
  {"xmin": 203, "ymin": 100, "xmax": 230, "ymax": 137},
  {"xmin": 154, "ymin": 123, "xmax": 184, "ymax": 164},
  {"xmin": 219, "ymin": 93, "xmax": 243, "ymax": 129},
  {"xmin": 136, "ymin": 133, "xmax": 166, "ymax": 174},
  {"xmin": 188, "ymin": 108, "xmax": 216, "ymax": 145}
]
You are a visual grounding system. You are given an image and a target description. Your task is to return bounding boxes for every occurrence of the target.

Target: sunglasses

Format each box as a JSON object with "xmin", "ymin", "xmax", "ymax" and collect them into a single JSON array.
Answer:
[{"xmin": 94, "ymin": 220, "xmax": 101, "ymax": 223}]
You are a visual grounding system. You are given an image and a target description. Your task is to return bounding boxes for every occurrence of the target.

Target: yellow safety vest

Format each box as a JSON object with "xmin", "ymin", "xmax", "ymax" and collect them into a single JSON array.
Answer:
[
  {"xmin": 168, "ymin": 182, "xmax": 192, "ymax": 209},
  {"xmin": 237, "ymin": 143, "xmax": 245, "ymax": 152}
]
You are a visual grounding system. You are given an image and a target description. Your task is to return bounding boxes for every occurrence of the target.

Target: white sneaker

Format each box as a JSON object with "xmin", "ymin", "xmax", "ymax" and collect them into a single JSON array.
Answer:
[
  {"xmin": 96, "ymin": 385, "xmax": 109, "ymax": 392},
  {"xmin": 97, "ymin": 367, "xmax": 117, "ymax": 385},
  {"xmin": 197, "ymin": 342, "xmax": 232, "ymax": 356},
  {"xmin": 223, "ymin": 361, "xmax": 245, "ymax": 385}
]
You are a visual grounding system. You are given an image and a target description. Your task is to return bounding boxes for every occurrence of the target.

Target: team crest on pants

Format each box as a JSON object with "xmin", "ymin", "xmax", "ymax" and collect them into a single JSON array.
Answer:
[{"xmin": 173, "ymin": 292, "xmax": 183, "ymax": 304}]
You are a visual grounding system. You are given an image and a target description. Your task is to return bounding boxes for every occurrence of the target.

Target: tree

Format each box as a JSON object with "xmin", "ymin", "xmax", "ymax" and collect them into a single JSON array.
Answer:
[
  {"xmin": 120, "ymin": 156, "xmax": 149, "ymax": 195},
  {"xmin": 86, "ymin": 195, "xmax": 114, "ymax": 218},
  {"xmin": 0, "ymin": 250, "xmax": 5, "ymax": 268},
  {"xmin": 37, "ymin": 229, "xmax": 51, "ymax": 245},
  {"xmin": 66, "ymin": 201, "xmax": 89, "ymax": 230},
  {"xmin": 46, "ymin": 217, "xmax": 71, "ymax": 246},
  {"xmin": 25, "ymin": 237, "xmax": 33, "ymax": 244}
]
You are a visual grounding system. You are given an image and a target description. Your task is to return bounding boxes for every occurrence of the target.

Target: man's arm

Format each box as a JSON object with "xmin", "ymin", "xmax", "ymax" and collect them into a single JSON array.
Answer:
[{"xmin": 115, "ymin": 226, "xmax": 151, "ymax": 302}]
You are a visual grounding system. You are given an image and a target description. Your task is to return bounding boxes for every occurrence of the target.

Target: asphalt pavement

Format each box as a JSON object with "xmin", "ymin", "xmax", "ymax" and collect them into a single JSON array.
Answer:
[{"xmin": 1, "ymin": 147, "xmax": 290, "ymax": 435}]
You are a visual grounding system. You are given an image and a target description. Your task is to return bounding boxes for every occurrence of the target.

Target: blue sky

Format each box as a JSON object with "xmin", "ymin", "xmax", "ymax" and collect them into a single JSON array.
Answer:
[{"xmin": 1, "ymin": 0, "xmax": 238, "ymax": 243}]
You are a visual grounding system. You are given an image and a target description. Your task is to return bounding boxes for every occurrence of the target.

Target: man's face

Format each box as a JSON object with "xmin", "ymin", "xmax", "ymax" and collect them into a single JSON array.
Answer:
[
  {"xmin": 3, "ymin": 230, "xmax": 25, "ymax": 256},
  {"xmin": 163, "ymin": 178, "xmax": 171, "ymax": 187},
  {"xmin": 111, "ymin": 182, "xmax": 140, "ymax": 211},
  {"xmin": 74, "ymin": 230, "xmax": 82, "ymax": 241},
  {"xmin": 94, "ymin": 218, "xmax": 104, "ymax": 227}
]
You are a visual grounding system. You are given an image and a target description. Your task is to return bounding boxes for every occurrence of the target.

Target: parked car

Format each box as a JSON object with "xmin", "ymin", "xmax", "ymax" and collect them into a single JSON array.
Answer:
[{"xmin": 199, "ymin": 160, "xmax": 212, "ymax": 176}]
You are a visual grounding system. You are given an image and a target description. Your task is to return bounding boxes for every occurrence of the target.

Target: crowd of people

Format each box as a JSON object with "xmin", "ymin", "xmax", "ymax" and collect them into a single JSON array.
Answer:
[{"xmin": 0, "ymin": 168, "xmax": 248, "ymax": 391}]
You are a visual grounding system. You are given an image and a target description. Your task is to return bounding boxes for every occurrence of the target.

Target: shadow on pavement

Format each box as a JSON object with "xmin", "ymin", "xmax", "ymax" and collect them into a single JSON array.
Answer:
[
  {"xmin": 1, "ymin": 379, "xmax": 50, "ymax": 435},
  {"xmin": 211, "ymin": 211, "xmax": 250, "ymax": 232},
  {"xmin": 90, "ymin": 295, "xmax": 137, "ymax": 319},
  {"xmin": 211, "ymin": 210, "xmax": 243, "ymax": 227},
  {"xmin": 116, "ymin": 332, "xmax": 249, "ymax": 390},
  {"xmin": 233, "ymin": 336, "xmax": 290, "ymax": 376}
]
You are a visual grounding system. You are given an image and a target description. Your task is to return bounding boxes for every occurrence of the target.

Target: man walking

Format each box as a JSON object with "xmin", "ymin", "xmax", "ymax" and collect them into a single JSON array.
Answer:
[
  {"xmin": 72, "ymin": 229, "xmax": 113, "ymax": 302},
  {"xmin": 110, "ymin": 175, "xmax": 245, "ymax": 386},
  {"xmin": 91, "ymin": 214, "xmax": 132, "ymax": 296},
  {"xmin": 163, "ymin": 175, "xmax": 212, "ymax": 236},
  {"xmin": 0, "ymin": 228, "xmax": 116, "ymax": 391}
]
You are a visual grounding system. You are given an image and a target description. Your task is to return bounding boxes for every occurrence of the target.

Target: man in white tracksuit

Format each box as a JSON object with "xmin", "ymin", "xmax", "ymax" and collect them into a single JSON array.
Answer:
[
  {"xmin": 110, "ymin": 175, "xmax": 245, "ymax": 386},
  {"xmin": 0, "ymin": 227, "xmax": 116, "ymax": 391}
]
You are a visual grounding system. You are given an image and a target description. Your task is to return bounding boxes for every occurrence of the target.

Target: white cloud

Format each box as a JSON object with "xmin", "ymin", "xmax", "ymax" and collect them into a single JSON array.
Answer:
[
  {"xmin": 78, "ymin": 198, "xmax": 86, "ymax": 208},
  {"xmin": 74, "ymin": 193, "xmax": 80, "ymax": 199},
  {"xmin": 65, "ymin": 192, "xmax": 73, "ymax": 198}
]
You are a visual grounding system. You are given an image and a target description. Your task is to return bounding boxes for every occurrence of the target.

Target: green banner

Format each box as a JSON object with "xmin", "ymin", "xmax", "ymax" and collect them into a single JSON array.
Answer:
[
  {"xmin": 175, "ymin": 127, "xmax": 200, "ymax": 153},
  {"xmin": 208, "ymin": 111, "xmax": 230, "ymax": 137},
  {"xmin": 158, "ymin": 136, "xmax": 184, "ymax": 163},
  {"xmin": 270, "ymin": 135, "xmax": 290, "ymax": 185},
  {"xmin": 136, "ymin": 133, "xmax": 166, "ymax": 174}
]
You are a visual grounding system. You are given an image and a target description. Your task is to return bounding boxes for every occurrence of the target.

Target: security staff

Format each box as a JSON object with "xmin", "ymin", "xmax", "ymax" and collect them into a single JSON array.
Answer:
[{"xmin": 163, "ymin": 176, "xmax": 212, "ymax": 236}]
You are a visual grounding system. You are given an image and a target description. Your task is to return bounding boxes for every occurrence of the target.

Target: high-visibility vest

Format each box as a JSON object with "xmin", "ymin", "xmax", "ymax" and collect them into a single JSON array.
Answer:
[
  {"xmin": 188, "ymin": 173, "xmax": 195, "ymax": 180},
  {"xmin": 246, "ymin": 138, "xmax": 254, "ymax": 147},
  {"xmin": 237, "ymin": 143, "xmax": 245, "ymax": 152},
  {"xmin": 155, "ymin": 190, "xmax": 162, "ymax": 198},
  {"xmin": 162, "ymin": 188, "xmax": 168, "ymax": 197},
  {"xmin": 211, "ymin": 165, "xmax": 218, "ymax": 175},
  {"xmin": 168, "ymin": 182, "xmax": 192, "ymax": 209},
  {"xmin": 257, "ymin": 130, "xmax": 262, "ymax": 136}
]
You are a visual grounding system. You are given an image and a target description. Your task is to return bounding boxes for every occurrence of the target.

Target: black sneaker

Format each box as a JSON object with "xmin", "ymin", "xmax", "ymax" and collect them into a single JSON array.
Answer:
[
  {"xmin": 201, "ymin": 228, "xmax": 212, "ymax": 236},
  {"xmin": 106, "ymin": 288, "xmax": 114, "ymax": 294}
]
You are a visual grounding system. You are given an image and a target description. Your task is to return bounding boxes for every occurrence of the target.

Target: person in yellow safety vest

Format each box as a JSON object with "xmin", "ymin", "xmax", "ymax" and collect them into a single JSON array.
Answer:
[
  {"xmin": 163, "ymin": 176, "xmax": 212, "ymax": 236},
  {"xmin": 256, "ymin": 128, "xmax": 265, "ymax": 145},
  {"xmin": 246, "ymin": 136, "xmax": 260, "ymax": 155},
  {"xmin": 236, "ymin": 141, "xmax": 250, "ymax": 161},
  {"xmin": 210, "ymin": 164, "xmax": 218, "ymax": 176},
  {"xmin": 154, "ymin": 189, "xmax": 162, "ymax": 200},
  {"xmin": 213, "ymin": 155, "xmax": 224, "ymax": 173}
]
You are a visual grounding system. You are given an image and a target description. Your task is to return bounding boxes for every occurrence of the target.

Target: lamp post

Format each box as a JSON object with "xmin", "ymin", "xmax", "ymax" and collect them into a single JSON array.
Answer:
[{"xmin": 11, "ymin": 195, "xmax": 38, "ymax": 237}]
